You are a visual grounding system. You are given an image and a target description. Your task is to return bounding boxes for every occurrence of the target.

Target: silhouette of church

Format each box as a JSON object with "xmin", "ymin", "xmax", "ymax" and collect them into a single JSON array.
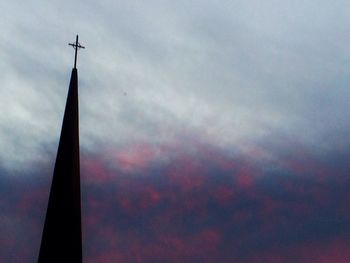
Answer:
[{"xmin": 38, "ymin": 35, "xmax": 85, "ymax": 263}]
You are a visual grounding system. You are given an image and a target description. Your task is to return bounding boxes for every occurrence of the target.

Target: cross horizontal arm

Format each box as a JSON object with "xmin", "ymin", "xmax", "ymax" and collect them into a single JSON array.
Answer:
[{"xmin": 69, "ymin": 43, "xmax": 85, "ymax": 49}]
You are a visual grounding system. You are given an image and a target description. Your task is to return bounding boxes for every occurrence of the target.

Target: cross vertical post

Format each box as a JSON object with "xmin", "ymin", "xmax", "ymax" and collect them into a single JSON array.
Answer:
[
  {"xmin": 69, "ymin": 35, "xmax": 85, "ymax": 69},
  {"xmin": 74, "ymin": 35, "xmax": 78, "ymax": 69}
]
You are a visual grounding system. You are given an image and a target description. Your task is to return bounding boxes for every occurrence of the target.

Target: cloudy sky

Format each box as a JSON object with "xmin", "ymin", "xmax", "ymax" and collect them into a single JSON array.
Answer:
[{"xmin": 1, "ymin": 1, "xmax": 350, "ymax": 262}]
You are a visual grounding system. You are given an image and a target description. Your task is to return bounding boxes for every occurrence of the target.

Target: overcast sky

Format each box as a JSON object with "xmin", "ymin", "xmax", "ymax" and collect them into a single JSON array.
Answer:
[
  {"xmin": 1, "ymin": 0, "xmax": 350, "ymax": 167},
  {"xmin": 1, "ymin": 1, "xmax": 350, "ymax": 262}
]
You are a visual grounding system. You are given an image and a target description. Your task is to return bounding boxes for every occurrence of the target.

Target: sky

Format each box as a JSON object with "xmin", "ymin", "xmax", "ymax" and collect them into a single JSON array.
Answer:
[{"xmin": 1, "ymin": 1, "xmax": 350, "ymax": 262}]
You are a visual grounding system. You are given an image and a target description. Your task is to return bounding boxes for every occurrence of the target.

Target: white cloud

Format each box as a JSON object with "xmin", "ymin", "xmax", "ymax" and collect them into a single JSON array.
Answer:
[{"xmin": 1, "ymin": 0, "xmax": 350, "ymax": 169}]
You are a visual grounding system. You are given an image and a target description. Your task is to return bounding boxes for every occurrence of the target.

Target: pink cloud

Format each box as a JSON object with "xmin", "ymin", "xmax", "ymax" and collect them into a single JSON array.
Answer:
[{"xmin": 243, "ymin": 237, "xmax": 350, "ymax": 263}]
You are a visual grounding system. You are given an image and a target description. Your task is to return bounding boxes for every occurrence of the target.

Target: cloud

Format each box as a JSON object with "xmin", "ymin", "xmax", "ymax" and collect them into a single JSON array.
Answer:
[
  {"xmin": 1, "ymin": 1, "xmax": 350, "ymax": 168},
  {"xmin": 1, "ymin": 138, "xmax": 350, "ymax": 262},
  {"xmin": 1, "ymin": 1, "xmax": 350, "ymax": 262},
  {"xmin": 78, "ymin": 140, "xmax": 350, "ymax": 262}
]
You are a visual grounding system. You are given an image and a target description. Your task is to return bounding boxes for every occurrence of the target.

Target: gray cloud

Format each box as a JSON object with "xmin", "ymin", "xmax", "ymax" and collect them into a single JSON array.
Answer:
[{"xmin": 1, "ymin": 0, "xmax": 350, "ymax": 168}]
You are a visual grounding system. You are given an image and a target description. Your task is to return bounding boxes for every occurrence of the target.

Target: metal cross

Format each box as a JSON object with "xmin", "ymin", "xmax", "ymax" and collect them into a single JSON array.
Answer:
[{"xmin": 69, "ymin": 35, "xmax": 85, "ymax": 69}]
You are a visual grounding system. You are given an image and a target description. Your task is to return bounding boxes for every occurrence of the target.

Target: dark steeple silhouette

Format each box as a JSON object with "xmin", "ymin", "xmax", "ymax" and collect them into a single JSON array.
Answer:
[{"xmin": 38, "ymin": 35, "xmax": 85, "ymax": 263}]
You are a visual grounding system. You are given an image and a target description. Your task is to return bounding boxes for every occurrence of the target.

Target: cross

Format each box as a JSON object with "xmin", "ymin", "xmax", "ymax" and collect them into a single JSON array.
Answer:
[{"xmin": 69, "ymin": 35, "xmax": 85, "ymax": 69}]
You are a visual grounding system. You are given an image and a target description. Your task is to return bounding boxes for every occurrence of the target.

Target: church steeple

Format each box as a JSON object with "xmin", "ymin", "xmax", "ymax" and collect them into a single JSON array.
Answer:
[{"xmin": 38, "ymin": 36, "xmax": 85, "ymax": 263}]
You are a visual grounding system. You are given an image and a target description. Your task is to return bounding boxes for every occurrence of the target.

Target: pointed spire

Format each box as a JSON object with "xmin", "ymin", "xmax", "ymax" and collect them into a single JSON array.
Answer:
[{"xmin": 38, "ymin": 37, "xmax": 83, "ymax": 262}]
